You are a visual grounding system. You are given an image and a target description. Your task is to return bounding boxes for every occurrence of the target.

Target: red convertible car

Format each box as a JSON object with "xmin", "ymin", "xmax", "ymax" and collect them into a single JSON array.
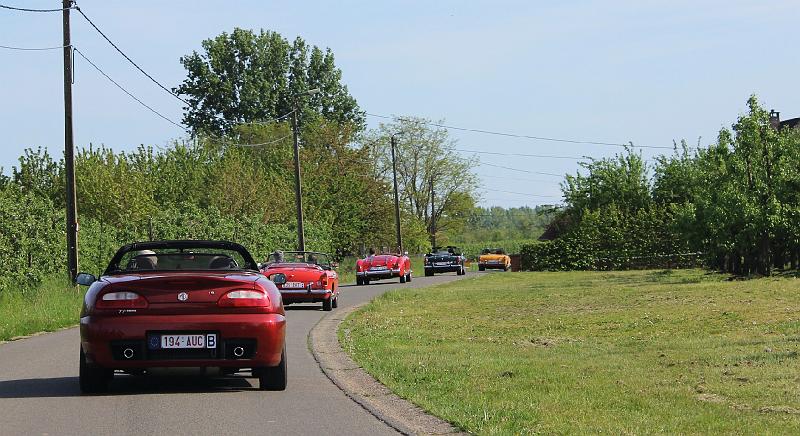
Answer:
[
  {"xmin": 355, "ymin": 251, "xmax": 412, "ymax": 285},
  {"xmin": 77, "ymin": 240, "xmax": 287, "ymax": 393},
  {"xmin": 261, "ymin": 251, "xmax": 340, "ymax": 311}
]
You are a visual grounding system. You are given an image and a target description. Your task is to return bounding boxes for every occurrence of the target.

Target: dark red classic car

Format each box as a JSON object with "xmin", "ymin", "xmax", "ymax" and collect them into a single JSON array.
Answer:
[
  {"xmin": 355, "ymin": 251, "xmax": 412, "ymax": 285},
  {"xmin": 77, "ymin": 240, "xmax": 287, "ymax": 393},
  {"xmin": 261, "ymin": 251, "xmax": 340, "ymax": 311}
]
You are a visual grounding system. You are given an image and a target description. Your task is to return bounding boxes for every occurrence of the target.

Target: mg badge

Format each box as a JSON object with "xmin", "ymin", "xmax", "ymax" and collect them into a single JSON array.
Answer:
[{"xmin": 177, "ymin": 292, "xmax": 189, "ymax": 301}]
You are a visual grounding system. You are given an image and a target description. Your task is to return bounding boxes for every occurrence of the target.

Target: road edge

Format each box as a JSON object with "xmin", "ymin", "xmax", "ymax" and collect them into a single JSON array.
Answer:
[{"xmin": 308, "ymin": 302, "xmax": 465, "ymax": 436}]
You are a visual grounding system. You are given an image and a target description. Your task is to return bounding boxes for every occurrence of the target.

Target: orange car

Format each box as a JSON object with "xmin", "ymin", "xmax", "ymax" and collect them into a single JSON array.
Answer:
[{"xmin": 478, "ymin": 248, "xmax": 511, "ymax": 271}]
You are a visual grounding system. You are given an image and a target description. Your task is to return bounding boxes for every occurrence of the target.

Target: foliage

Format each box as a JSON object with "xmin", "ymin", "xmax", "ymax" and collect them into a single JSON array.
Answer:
[
  {"xmin": 456, "ymin": 206, "xmax": 550, "ymax": 243},
  {"xmin": 362, "ymin": 116, "xmax": 479, "ymax": 250},
  {"xmin": 341, "ymin": 270, "xmax": 800, "ymax": 434},
  {"xmin": 174, "ymin": 28, "xmax": 364, "ymax": 135},
  {"xmin": 534, "ymin": 96, "xmax": 800, "ymax": 275}
]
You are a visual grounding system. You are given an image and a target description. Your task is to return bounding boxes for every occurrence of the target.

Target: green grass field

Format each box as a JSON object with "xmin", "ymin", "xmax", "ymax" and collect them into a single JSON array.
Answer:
[
  {"xmin": 340, "ymin": 269, "xmax": 800, "ymax": 434},
  {"xmin": 0, "ymin": 275, "xmax": 84, "ymax": 341}
]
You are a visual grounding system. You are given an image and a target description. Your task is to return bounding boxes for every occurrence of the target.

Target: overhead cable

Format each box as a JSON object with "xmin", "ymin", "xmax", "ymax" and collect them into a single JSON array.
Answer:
[
  {"xmin": 455, "ymin": 147, "xmax": 583, "ymax": 160},
  {"xmin": 0, "ymin": 3, "xmax": 72, "ymax": 12},
  {"xmin": 366, "ymin": 112, "xmax": 673, "ymax": 150},
  {"xmin": 74, "ymin": 48, "xmax": 188, "ymax": 132},
  {"xmin": 0, "ymin": 43, "xmax": 69, "ymax": 51},
  {"xmin": 74, "ymin": 6, "xmax": 189, "ymax": 105},
  {"xmin": 480, "ymin": 161, "xmax": 563, "ymax": 177}
]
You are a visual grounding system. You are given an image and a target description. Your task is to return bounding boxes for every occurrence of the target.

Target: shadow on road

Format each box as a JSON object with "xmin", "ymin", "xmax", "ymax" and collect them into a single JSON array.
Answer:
[{"xmin": 0, "ymin": 375, "xmax": 256, "ymax": 398}]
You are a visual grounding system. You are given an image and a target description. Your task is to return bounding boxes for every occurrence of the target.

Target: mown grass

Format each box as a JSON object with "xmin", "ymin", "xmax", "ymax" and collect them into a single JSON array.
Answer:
[
  {"xmin": 0, "ymin": 275, "xmax": 84, "ymax": 341},
  {"xmin": 340, "ymin": 269, "xmax": 800, "ymax": 434}
]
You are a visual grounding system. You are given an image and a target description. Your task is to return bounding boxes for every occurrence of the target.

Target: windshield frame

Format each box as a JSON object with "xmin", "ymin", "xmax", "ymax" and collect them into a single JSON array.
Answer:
[
  {"xmin": 264, "ymin": 251, "xmax": 333, "ymax": 270},
  {"xmin": 103, "ymin": 240, "xmax": 259, "ymax": 275}
]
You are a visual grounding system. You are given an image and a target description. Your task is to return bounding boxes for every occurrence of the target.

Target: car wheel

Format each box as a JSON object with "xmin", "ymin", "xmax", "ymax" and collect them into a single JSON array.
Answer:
[
  {"xmin": 258, "ymin": 347, "xmax": 287, "ymax": 391},
  {"xmin": 406, "ymin": 272, "xmax": 412, "ymax": 282},
  {"xmin": 79, "ymin": 347, "xmax": 110, "ymax": 394},
  {"xmin": 425, "ymin": 269, "xmax": 433, "ymax": 277},
  {"xmin": 356, "ymin": 276, "xmax": 362, "ymax": 286},
  {"xmin": 364, "ymin": 277, "xmax": 370, "ymax": 285},
  {"xmin": 503, "ymin": 265, "xmax": 509, "ymax": 271},
  {"xmin": 400, "ymin": 273, "xmax": 406, "ymax": 283},
  {"xmin": 478, "ymin": 265, "xmax": 485, "ymax": 271},
  {"xmin": 323, "ymin": 297, "xmax": 333, "ymax": 311},
  {"xmin": 332, "ymin": 295, "xmax": 338, "ymax": 308}
]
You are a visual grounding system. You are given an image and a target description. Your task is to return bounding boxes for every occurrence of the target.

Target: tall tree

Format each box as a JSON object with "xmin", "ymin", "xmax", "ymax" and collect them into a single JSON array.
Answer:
[
  {"xmin": 365, "ymin": 117, "xmax": 479, "ymax": 248},
  {"xmin": 174, "ymin": 28, "xmax": 364, "ymax": 135}
]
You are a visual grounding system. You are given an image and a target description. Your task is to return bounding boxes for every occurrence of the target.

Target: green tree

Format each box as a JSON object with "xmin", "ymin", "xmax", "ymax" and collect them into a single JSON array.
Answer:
[
  {"xmin": 364, "ymin": 117, "xmax": 479, "ymax": 249},
  {"xmin": 175, "ymin": 28, "xmax": 364, "ymax": 135}
]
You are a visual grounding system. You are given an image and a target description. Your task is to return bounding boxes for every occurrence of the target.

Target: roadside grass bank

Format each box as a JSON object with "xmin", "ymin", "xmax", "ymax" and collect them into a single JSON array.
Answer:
[
  {"xmin": 0, "ymin": 275, "xmax": 84, "ymax": 341},
  {"xmin": 340, "ymin": 269, "xmax": 800, "ymax": 434}
]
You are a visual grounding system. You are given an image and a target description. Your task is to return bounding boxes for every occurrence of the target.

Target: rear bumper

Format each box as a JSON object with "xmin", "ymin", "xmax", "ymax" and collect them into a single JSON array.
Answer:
[
  {"xmin": 356, "ymin": 269, "xmax": 401, "ymax": 280},
  {"xmin": 280, "ymin": 288, "xmax": 333, "ymax": 303},
  {"xmin": 80, "ymin": 313, "xmax": 286, "ymax": 369},
  {"xmin": 425, "ymin": 264, "xmax": 461, "ymax": 273},
  {"xmin": 478, "ymin": 262, "xmax": 508, "ymax": 269}
]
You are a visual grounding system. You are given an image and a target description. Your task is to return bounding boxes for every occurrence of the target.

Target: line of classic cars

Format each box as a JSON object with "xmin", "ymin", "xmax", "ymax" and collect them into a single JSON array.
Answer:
[{"xmin": 75, "ymin": 239, "xmax": 509, "ymax": 393}]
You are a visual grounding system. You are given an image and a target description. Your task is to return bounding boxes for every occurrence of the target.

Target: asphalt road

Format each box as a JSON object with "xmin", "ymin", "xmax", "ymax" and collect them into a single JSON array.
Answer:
[{"xmin": 0, "ymin": 272, "xmax": 468, "ymax": 436}]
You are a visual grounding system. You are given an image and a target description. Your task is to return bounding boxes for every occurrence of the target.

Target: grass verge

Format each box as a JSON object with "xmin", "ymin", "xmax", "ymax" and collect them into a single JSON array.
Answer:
[
  {"xmin": 340, "ymin": 269, "xmax": 800, "ymax": 434},
  {"xmin": 0, "ymin": 275, "xmax": 84, "ymax": 341}
]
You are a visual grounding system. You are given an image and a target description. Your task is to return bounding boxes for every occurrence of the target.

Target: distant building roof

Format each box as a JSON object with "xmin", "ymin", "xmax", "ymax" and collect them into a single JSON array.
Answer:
[{"xmin": 780, "ymin": 117, "xmax": 800, "ymax": 130}]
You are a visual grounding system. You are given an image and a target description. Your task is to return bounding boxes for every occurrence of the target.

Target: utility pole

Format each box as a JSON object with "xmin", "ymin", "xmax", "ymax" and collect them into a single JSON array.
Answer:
[
  {"xmin": 63, "ymin": 0, "xmax": 79, "ymax": 283},
  {"xmin": 291, "ymin": 106, "xmax": 305, "ymax": 252},
  {"xmin": 390, "ymin": 135, "xmax": 403, "ymax": 253},
  {"xmin": 430, "ymin": 175, "xmax": 436, "ymax": 249}
]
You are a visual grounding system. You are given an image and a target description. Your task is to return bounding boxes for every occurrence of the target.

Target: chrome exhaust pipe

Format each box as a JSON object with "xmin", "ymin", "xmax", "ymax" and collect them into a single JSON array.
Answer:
[
  {"xmin": 123, "ymin": 348, "xmax": 135, "ymax": 359},
  {"xmin": 233, "ymin": 346, "xmax": 245, "ymax": 358}
]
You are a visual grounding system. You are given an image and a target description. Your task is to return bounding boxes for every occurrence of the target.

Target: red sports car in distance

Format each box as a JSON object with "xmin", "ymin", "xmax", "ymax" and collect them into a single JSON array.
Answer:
[
  {"xmin": 355, "ymin": 251, "xmax": 412, "ymax": 285},
  {"xmin": 261, "ymin": 251, "xmax": 340, "ymax": 311},
  {"xmin": 77, "ymin": 240, "xmax": 287, "ymax": 393}
]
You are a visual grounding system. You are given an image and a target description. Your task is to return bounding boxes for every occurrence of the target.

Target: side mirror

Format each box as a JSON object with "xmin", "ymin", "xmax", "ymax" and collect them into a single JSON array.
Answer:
[
  {"xmin": 270, "ymin": 273, "xmax": 287, "ymax": 285},
  {"xmin": 76, "ymin": 273, "xmax": 97, "ymax": 286}
]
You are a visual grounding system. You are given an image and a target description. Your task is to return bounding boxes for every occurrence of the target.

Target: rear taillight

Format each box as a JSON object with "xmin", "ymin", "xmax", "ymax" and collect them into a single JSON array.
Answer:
[
  {"xmin": 320, "ymin": 274, "xmax": 328, "ymax": 287},
  {"xmin": 95, "ymin": 291, "xmax": 148, "ymax": 309},
  {"xmin": 218, "ymin": 289, "xmax": 270, "ymax": 307}
]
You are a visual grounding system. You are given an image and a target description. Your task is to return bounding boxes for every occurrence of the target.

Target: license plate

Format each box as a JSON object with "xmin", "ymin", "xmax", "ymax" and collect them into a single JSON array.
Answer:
[
  {"xmin": 488, "ymin": 260, "xmax": 499, "ymax": 263},
  {"xmin": 370, "ymin": 266, "xmax": 387, "ymax": 271},
  {"xmin": 435, "ymin": 262, "xmax": 450, "ymax": 266},
  {"xmin": 283, "ymin": 281, "xmax": 306, "ymax": 289},
  {"xmin": 158, "ymin": 334, "xmax": 216, "ymax": 349}
]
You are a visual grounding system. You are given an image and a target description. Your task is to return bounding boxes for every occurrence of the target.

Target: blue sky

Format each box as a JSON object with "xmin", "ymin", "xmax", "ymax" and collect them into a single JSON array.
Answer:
[{"xmin": 1, "ymin": 1, "xmax": 798, "ymax": 208}]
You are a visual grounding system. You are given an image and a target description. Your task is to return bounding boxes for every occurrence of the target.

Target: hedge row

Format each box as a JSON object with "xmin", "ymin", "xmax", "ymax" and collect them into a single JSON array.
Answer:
[
  {"xmin": 0, "ymin": 188, "xmax": 332, "ymax": 294},
  {"xmin": 519, "ymin": 205, "xmax": 700, "ymax": 271}
]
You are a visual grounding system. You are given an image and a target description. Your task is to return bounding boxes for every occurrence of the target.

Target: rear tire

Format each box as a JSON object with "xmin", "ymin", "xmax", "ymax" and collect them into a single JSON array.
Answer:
[
  {"xmin": 478, "ymin": 265, "xmax": 485, "ymax": 271},
  {"xmin": 406, "ymin": 272, "xmax": 412, "ymax": 282},
  {"xmin": 258, "ymin": 348, "xmax": 287, "ymax": 391},
  {"xmin": 323, "ymin": 297, "xmax": 333, "ymax": 311},
  {"xmin": 356, "ymin": 276, "xmax": 363, "ymax": 286},
  {"xmin": 79, "ymin": 347, "xmax": 110, "ymax": 394},
  {"xmin": 400, "ymin": 274, "xmax": 406, "ymax": 283},
  {"xmin": 425, "ymin": 269, "xmax": 433, "ymax": 277},
  {"xmin": 364, "ymin": 278, "xmax": 370, "ymax": 285},
  {"xmin": 332, "ymin": 295, "xmax": 338, "ymax": 308}
]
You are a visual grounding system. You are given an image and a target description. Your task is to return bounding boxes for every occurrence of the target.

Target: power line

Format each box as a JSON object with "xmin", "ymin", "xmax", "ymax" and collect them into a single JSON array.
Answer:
[
  {"xmin": 477, "ymin": 172, "xmax": 559, "ymax": 185},
  {"xmin": 74, "ymin": 6, "xmax": 189, "ymax": 105},
  {"xmin": 481, "ymin": 187, "xmax": 561, "ymax": 198},
  {"xmin": 480, "ymin": 161, "xmax": 563, "ymax": 177},
  {"xmin": 0, "ymin": 3, "xmax": 72, "ymax": 12},
  {"xmin": 455, "ymin": 147, "xmax": 583, "ymax": 160},
  {"xmin": 0, "ymin": 43, "xmax": 69, "ymax": 51},
  {"xmin": 73, "ymin": 48, "xmax": 187, "ymax": 132},
  {"xmin": 366, "ymin": 112, "xmax": 674, "ymax": 150}
]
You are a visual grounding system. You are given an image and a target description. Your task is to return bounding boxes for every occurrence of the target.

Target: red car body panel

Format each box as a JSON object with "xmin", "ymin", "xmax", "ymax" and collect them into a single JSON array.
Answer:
[
  {"xmin": 80, "ymin": 271, "xmax": 286, "ymax": 369},
  {"xmin": 261, "ymin": 263, "xmax": 339, "ymax": 304},
  {"xmin": 356, "ymin": 254, "xmax": 411, "ymax": 281}
]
